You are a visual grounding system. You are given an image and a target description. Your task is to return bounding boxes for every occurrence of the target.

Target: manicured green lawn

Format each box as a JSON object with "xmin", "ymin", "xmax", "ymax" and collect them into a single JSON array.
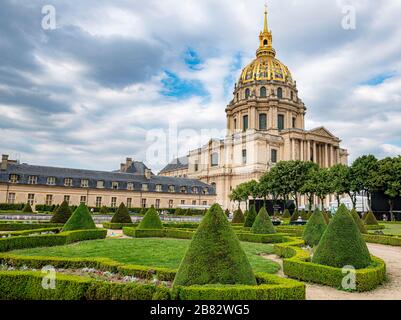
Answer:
[
  {"xmin": 380, "ymin": 223, "xmax": 401, "ymax": 235},
  {"xmin": 9, "ymin": 238, "xmax": 280, "ymax": 274}
]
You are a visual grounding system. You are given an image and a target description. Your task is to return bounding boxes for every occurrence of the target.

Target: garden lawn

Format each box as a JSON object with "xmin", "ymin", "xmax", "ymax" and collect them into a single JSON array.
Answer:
[
  {"xmin": 378, "ymin": 223, "xmax": 401, "ymax": 235},
  {"xmin": 8, "ymin": 238, "xmax": 280, "ymax": 274}
]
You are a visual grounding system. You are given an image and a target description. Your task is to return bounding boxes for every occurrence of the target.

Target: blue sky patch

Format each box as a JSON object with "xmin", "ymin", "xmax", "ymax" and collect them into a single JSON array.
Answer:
[
  {"xmin": 363, "ymin": 72, "xmax": 396, "ymax": 86},
  {"xmin": 160, "ymin": 70, "xmax": 208, "ymax": 99},
  {"xmin": 184, "ymin": 48, "xmax": 203, "ymax": 70}
]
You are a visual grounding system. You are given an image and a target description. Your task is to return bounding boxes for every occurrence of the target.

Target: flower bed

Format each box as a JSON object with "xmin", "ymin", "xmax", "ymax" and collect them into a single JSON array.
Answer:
[
  {"xmin": 0, "ymin": 227, "xmax": 61, "ymax": 238},
  {"xmin": 273, "ymin": 238, "xmax": 386, "ymax": 292}
]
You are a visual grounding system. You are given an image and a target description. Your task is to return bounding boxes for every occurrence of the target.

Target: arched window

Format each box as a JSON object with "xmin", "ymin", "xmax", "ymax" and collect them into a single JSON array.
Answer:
[
  {"xmin": 260, "ymin": 86, "xmax": 267, "ymax": 98},
  {"xmin": 245, "ymin": 88, "xmax": 250, "ymax": 99},
  {"xmin": 263, "ymin": 40, "xmax": 268, "ymax": 46},
  {"xmin": 277, "ymin": 87, "xmax": 283, "ymax": 99}
]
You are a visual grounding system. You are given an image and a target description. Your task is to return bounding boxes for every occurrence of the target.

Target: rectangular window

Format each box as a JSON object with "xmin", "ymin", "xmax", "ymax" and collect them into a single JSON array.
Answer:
[
  {"xmin": 112, "ymin": 182, "xmax": 119, "ymax": 190},
  {"xmin": 243, "ymin": 115, "xmax": 249, "ymax": 131},
  {"xmin": 234, "ymin": 118, "xmax": 237, "ymax": 130},
  {"xmin": 9, "ymin": 174, "xmax": 19, "ymax": 184},
  {"xmin": 168, "ymin": 200, "xmax": 174, "ymax": 209},
  {"xmin": 192, "ymin": 200, "xmax": 197, "ymax": 206},
  {"xmin": 28, "ymin": 176, "xmax": 38, "ymax": 185},
  {"xmin": 141, "ymin": 198, "xmax": 147, "ymax": 208},
  {"xmin": 278, "ymin": 115, "xmax": 285, "ymax": 131},
  {"xmin": 192, "ymin": 187, "xmax": 199, "ymax": 194},
  {"xmin": 181, "ymin": 200, "xmax": 185, "ymax": 205},
  {"xmin": 156, "ymin": 184, "xmax": 163, "ymax": 192},
  {"xmin": 8, "ymin": 193, "xmax": 16, "ymax": 204},
  {"xmin": 127, "ymin": 183, "xmax": 134, "ymax": 191},
  {"xmin": 242, "ymin": 149, "xmax": 247, "ymax": 164},
  {"xmin": 126, "ymin": 198, "xmax": 132, "ymax": 208},
  {"xmin": 111, "ymin": 197, "xmax": 117, "ymax": 208},
  {"xmin": 47, "ymin": 177, "xmax": 56, "ymax": 186},
  {"xmin": 97, "ymin": 180, "xmax": 105, "ymax": 189},
  {"xmin": 292, "ymin": 117, "xmax": 296, "ymax": 128},
  {"xmin": 46, "ymin": 194, "xmax": 53, "ymax": 206},
  {"xmin": 180, "ymin": 186, "xmax": 187, "ymax": 194},
  {"xmin": 80, "ymin": 196, "xmax": 87, "ymax": 204},
  {"xmin": 95, "ymin": 197, "xmax": 102, "ymax": 207},
  {"xmin": 194, "ymin": 161, "xmax": 199, "ymax": 172},
  {"xmin": 81, "ymin": 179, "xmax": 89, "ymax": 188},
  {"xmin": 28, "ymin": 194, "xmax": 35, "ymax": 206},
  {"xmin": 155, "ymin": 199, "xmax": 160, "ymax": 209},
  {"xmin": 64, "ymin": 195, "xmax": 70, "ymax": 204},
  {"xmin": 64, "ymin": 178, "xmax": 73, "ymax": 187},
  {"xmin": 259, "ymin": 113, "xmax": 267, "ymax": 130},
  {"xmin": 203, "ymin": 188, "xmax": 209, "ymax": 195},
  {"xmin": 168, "ymin": 185, "xmax": 175, "ymax": 193},
  {"xmin": 211, "ymin": 153, "xmax": 219, "ymax": 167},
  {"xmin": 142, "ymin": 184, "xmax": 149, "ymax": 192},
  {"xmin": 271, "ymin": 149, "xmax": 278, "ymax": 163},
  {"xmin": 202, "ymin": 201, "xmax": 207, "ymax": 206}
]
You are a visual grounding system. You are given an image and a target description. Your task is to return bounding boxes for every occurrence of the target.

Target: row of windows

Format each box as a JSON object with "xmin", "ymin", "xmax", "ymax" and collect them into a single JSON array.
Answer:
[
  {"xmin": 233, "ymin": 114, "xmax": 297, "ymax": 132},
  {"xmin": 207, "ymin": 149, "xmax": 278, "ymax": 168},
  {"xmin": 7, "ymin": 193, "xmax": 208, "ymax": 209},
  {"xmin": 8, "ymin": 175, "xmax": 209, "ymax": 194},
  {"xmin": 240, "ymin": 87, "xmax": 295, "ymax": 101}
]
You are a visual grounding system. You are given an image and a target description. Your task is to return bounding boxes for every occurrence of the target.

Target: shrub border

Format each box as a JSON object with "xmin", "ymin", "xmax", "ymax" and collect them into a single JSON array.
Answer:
[
  {"xmin": 363, "ymin": 234, "xmax": 401, "ymax": 247},
  {"xmin": 273, "ymin": 238, "xmax": 386, "ymax": 292}
]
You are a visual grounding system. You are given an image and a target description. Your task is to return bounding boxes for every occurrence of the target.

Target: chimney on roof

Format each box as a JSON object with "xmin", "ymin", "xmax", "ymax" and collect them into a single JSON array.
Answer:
[
  {"xmin": 145, "ymin": 169, "xmax": 152, "ymax": 180},
  {"xmin": 126, "ymin": 158, "xmax": 133, "ymax": 168},
  {"xmin": 1, "ymin": 155, "xmax": 9, "ymax": 171},
  {"xmin": 120, "ymin": 163, "xmax": 125, "ymax": 172}
]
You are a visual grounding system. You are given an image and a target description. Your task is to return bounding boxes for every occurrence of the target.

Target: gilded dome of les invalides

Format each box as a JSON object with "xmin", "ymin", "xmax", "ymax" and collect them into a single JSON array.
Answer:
[{"xmin": 239, "ymin": 8, "xmax": 294, "ymax": 86}]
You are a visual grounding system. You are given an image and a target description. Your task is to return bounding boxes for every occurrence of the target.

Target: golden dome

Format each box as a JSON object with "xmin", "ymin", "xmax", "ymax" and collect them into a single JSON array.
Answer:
[
  {"xmin": 240, "ymin": 56, "xmax": 293, "ymax": 85},
  {"xmin": 239, "ymin": 7, "xmax": 294, "ymax": 86}
]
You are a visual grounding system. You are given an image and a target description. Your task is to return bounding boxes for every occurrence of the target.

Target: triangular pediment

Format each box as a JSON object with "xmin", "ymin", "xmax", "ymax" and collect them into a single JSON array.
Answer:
[{"xmin": 309, "ymin": 127, "xmax": 337, "ymax": 139}]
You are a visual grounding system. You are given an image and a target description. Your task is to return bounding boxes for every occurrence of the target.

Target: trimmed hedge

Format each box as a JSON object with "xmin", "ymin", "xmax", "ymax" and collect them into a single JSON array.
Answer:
[
  {"xmin": 1, "ymin": 227, "xmax": 61, "ymax": 238},
  {"xmin": 366, "ymin": 225, "xmax": 386, "ymax": 231},
  {"xmin": 123, "ymin": 227, "xmax": 194, "ymax": 240},
  {"xmin": 0, "ymin": 229, "xmax": 107, "ymax": 253},
  {"xmin": 236, "ymin": 233, "xmax": 287, "ymax": 244},
  {"xmin": 0, "ymin": 203, "xmax": 25, "ymax": 211},
  {"xmin": 251, "ymin": 207, "xmax": 276, "ymax": 234},
  {"xmin": 22, "ymin": 203, "xmax": 33, "ymax": 213},
  {"xmin": 363, "ymin": 234, "xmax": 401, "ymax": 247},
  {"xmin": 0, "ymin": 223, "xmax": 63, "ymax": 231},
  {"xmin": 138, "ymin": 207, "xmax": 163, "ymax": 230},
  {"xmin": 111, "ymin": 203, "xmax": 132, "ymax": 224},
  {"xmin": 273, "ymin": 238, "xmax": 386, "ymax": 292},
  {"xmin": 244, "ymin": 205, "xmax": 257, "ymax": 228},
  {"xmin": 50, "ymin": 200, "xmax": 72, "ymax": 224},
  {"xmin": 173, "ymin": 273, "xmax": 305, "ymax": 300},
  {"xmin": 276, "ymin": 226, "xmax": 305, "ymax": 237},
  {"xmin": 232, "ymin": 208, "xmax": 245, "ymax": 224},
  {"xmin": 63, "ymin": 203, "xmax": 96, "ymax": 231},
  {"xmin": 302, "ymin": 208, "xmax": 327, "ymax": 247},
  {"xmin": 350, "ymin": 208, "xmax": 368, "ymax": 234},
  {"xmin": 103, "ymin": 222, "xmax": 135, "ymax": 230},
  {"xmin": 364, "ymin": 211, "xmax": 379, "ymax": 226}
]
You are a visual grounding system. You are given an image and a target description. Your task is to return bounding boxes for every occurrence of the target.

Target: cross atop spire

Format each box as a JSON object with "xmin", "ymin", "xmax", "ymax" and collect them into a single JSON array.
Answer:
[{"xmin": 264, "ymin": 2, "xmax": 269, "ymax": 33}]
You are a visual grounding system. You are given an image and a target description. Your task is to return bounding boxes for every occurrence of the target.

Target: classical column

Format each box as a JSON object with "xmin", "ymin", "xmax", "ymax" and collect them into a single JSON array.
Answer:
[
  {"xmin": 291, "ymin": 139, "xmax": 296, "ymax": 160},
  {"xmin": 300, "ymin": 140, "xmax": 304, "ymax": 161},
  {"xmin": 313, "ymin": 142, "xmax": 317, "ymax": 163},
  {"xmin": 324, "ymin": 144, "xmax": 329, "ymax": 167},
  {"xmin": 337, "ymin": 147, "xmax": 341, "ymax": 165},
  {"xmin": 329, "ymin": 145, "xmax": 333, "ymax": 166},
  {"xmin": 307, "ymin": 140, "xmax": 311, "ymax": 162}
]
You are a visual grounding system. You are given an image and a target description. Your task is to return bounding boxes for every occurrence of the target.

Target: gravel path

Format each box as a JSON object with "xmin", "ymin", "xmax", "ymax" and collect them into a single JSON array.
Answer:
[{"xmin": 263, "ymin": 243, "xmax": 401, "ymax": 300}]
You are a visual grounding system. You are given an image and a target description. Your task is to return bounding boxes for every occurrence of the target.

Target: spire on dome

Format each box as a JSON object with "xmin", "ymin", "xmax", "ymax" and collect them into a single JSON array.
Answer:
[
  {"xmin": 263, "ymin": 3, "xmax": 269, "ymax": 33},
  {"xmin": 257, "ymin": 4, "xmax": 275, "ymax": 58}
]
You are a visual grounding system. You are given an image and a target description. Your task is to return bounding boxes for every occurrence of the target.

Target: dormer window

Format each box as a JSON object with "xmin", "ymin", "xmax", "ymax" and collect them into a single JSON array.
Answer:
[
  {"xmin": 142, "ymin": 184, "xmax": 149, "ymax": 192},
  {"xmin": 64, "ymin": 178, "xmax": 73, "ymax": 187},
  {"xmin": 9, "ymin": 174, "xmax": 19, "ymax": 184},
  {"xmin": 192, "ymin": 187, "xmax": 199, "ymax": 194},
  {"xmin": 97, "ymin": 180, "xmax": 105, "ymax": 189},
  {"xmin": 28, "ymin": 176, "xmax": 38, "ymax": 185},
  {"xmin": 127, "ymin": 183, "xmax": 134, "ymax": 191},
  {"xmin": 203, "ymin": 188, "xmax": 209, "ymax": 195},
  {"xmin": 156, "ymin": 184, "xmax": 163, "ymax": 192},
  {"xmin": 112, "ymin": 182, "xmax": 119, "ymax": 190},
  {"xmin": 47, "ymin": 177, "xmax": 56, "ymax": 186},
  {"xmin": 180, "ymin": 186, "xmax": 187, "ymax": 194},
  {"xmin": 81, "ymin": 179, "xmax": 89, "ymax": 188},
  {"xmin": 168, "ymin": 185, "xmax": 175, "ymax": 193}
]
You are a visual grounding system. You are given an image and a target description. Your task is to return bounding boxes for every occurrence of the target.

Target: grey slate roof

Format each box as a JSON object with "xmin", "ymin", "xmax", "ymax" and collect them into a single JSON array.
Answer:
[
  {"xmin": 0, "ymin": 162, "xmax": 215, "ymax": 195},
  {"xmin": 159, "ymin": 156, "xmax": 189, "ymax": 174}
]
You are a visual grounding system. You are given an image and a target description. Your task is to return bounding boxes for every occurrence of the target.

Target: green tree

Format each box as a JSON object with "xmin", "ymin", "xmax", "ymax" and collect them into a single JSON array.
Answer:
[
  {"xmin": 328, "ymin": 164, "xmax": 350, "ymax": 207},
  {"xmin": 300, "ymin": 162, "xmax": 320, "ymax": 212},
  {"xmin": 313, "ymin": 168, "xmax": 333, "ymax": 210}
]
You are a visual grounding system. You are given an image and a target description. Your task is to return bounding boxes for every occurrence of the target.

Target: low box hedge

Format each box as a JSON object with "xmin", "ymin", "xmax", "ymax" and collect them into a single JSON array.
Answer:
[
  {"xmin": 276, "ymin": 226, "xmax": 305, "ymax": 237},
  {"xmin": 172, "ymin": 273, "xmax": 305, "ymax": 300},
  {"xmin": 0, "ymin": 271, "xmax": 170, "ymax": 300},
  {"xmin": 102, "ymin": 222, "xmax": 136, "ymax": 230},
  {"xmin": 0, "ymin": 229, "xmax": 107, "ymax": 252},
  {"xmin": 363, "ymin": 234, "xmax": 401, "ymax": 247},
  {"xmin": 1, "ymin": 227, "xmax": 62, "ymax": 238},
  {"xmin": 102, "ymin": 222, "xmax": 200, "ymax": 230},
  {"xmin": 273, "ymin": 238, "xmax": 386, "ymax": 292},
  {"xmin": 366, "ymin": 225, "xmax": 386, "ymax": 231},
  {"xmin": 122, "ymin": 227, "xmax": 195, "ymax": 240},
  {"xmin": 236, "ymin": 233, "xmax": 287, "ymax": 244},
  {"xmin": 0, "ymin": 223, "xmax": 63, "ymax": 231}
]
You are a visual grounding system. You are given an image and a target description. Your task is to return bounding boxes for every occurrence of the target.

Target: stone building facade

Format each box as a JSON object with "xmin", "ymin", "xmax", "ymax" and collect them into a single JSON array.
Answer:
[{"xmin": 160, "ymin": 9, "xmax": 348, "ymax": 210}]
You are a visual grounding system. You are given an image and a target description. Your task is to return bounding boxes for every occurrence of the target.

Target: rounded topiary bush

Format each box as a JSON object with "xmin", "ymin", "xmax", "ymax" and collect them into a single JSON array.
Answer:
[
  {"xmin": 111, "ymin": 203, "xmax": 132, "ymax": 224},
  {"xmin": 283, "ymin": 209, "xmax": 291, "ymax": 219},
  {"xmin": 244, "ymin": 205, "xmax": 257, "ymax": 227},
  {"xmin": 50, "ymin": 200, "xmax": 72, "ymax": 224},
  {"xmin": 22, "ymin": 203, "xmax": 33, "ymax": 213},
  {"xmin": 350, "ymin": 208, "xmax": 367, "ymax": 234},
  {"xmin": 173, "ymin": 203, "xmax": 257, "ymax": 287},
  {"xmin": 62, "ymin": 203, "xmax": 96, "ymax": 231},
  {"xmin": 364, "ymin": 211, "xmax": 379, "ymax": 226},
  {"xmin": 232, "ymin": 208, "xmax": 245, "ymax": 223},
  {"xmin": 251, "ymin": 207, "xmax": 276, "ymax": 234},
  {"xmin": 302, "ymin": 208, "xmax": 327, "ymax": 247},
  {"xmin": 138, "ymin": 206, "xmax": 163, "ymax": 230},
  {"xmin": 312, "ymin": 204, "xmax": 372, "ymax": 269}
]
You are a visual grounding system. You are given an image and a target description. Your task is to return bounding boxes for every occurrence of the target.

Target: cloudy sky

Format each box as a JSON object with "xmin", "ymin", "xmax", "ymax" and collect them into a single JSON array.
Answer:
[{"xmin": 1, "ymin": 0, "xmax": 401, "ymax": 172}]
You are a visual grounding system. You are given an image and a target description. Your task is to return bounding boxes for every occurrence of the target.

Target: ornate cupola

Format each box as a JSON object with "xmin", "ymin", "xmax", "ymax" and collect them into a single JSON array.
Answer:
[{"xmin": 256, "ymin": 7, "xmax": 276, "ymax": 58}]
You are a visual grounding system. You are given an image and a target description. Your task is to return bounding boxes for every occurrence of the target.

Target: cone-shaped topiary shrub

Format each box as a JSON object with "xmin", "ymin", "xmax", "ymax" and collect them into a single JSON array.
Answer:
[
  {"xmin": 364, "ymin": 211, "xmax": 379, "ymax": 226},
  {"xmin": 62, "ymin": 203, "xmax": 96, "ymax": 231},
  {"xmin": 251, "ymin": 207, "xmax": 276, "ymax": 234},
  {"xmin": 173, "ymin": 203, "xmax": 256, "ymax": 287},
  {"xmin": 50, "ymin": 201, "xmax": 72, "ymax": 224},
  {"xmin": 99, "ymin": 206, "xmax": 108, "ymax": 214},
  {"xmin": 138, "ymin": 206, "xmax": 163, "ymax": 229},
  {"xmin": 300, "ymin": 209, "xmax": 309, "ymax": 221},
  {"xmin": 302, "ymin": 208, "xmax": 327, "ymax": 247},
  {"xmin": 244, "ymin": 205, "xmax": 257, "ymax": 227},
  {"xmin": 22, "ymin": 203, "xmax": 33, "ymax": 213},
  {"xmin": 290, "ymin": 210, "xmax": 299, "ymax": 222},
  {"xmin": 350, "ymin": 208, "xmax": 367, "ymax": 234},
  {"xmin": 283, "ymin": 209, "xmax": 291, "ymax": 219},
  {"xmin": 111, "ymin": 203, "xmax": 132, "ymax": 224},
  {"xmin": 322, "ymin": 211, "xmax": 330, "ymax": 224},
  {"xmin": 232, "ymin": 208, "xmax": 245, "ymax": 223},
  {"xmin": 312, "ymin": 204, "xmax": 371, "ymax": 269}
]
